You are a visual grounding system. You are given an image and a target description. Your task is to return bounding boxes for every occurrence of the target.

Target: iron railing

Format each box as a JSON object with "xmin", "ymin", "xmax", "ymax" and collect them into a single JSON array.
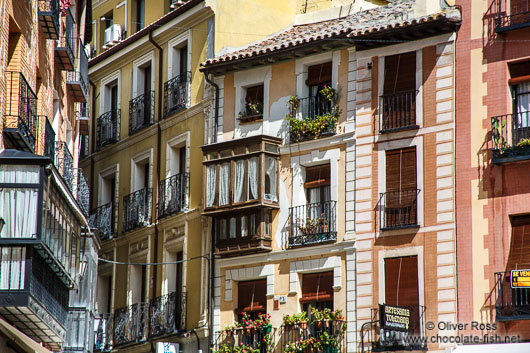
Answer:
[
  {"xmin": 79, "ymin": 134, "xmax": 89, "ymax": 159},
  {"xmin": 494, "ymin": 271, "xmax": 530, "ymax": 321},
  {"xmin": 361, "ymin": 305, "xmax": 427, "ymax": 353},
  {"xmin": 57, "ymin": 8, "xmax": 75, "ymax": 67},
  {"xmin": 163, "ymin": 72, "xmax": 190, "ymax": 118},
  {"xmin": 289, "ymin": 95, "xmax": 336, "ymax": 142},
  {"xmin": 36, "ymin": 116, "xmax": 56, "ymax": 160},
  {"xmin": 379, "ymin": 90, "xmax": 418, "ymax": 133},
  {"xmin": 491, "ymin": 112, "xmax": 530, "ymax": 161},
  {"xmin": 280, "ymin": 321, "xmax": 345, "ymax": 353},
  {"xmin": 493, "ymin": 0, "xmax": 530, "ymax": 32},
  {"xmin": 38, "ymin": 0, "xmax": 60, "ymax": 39},
  {"xmin": 94, "ymin": 291, "xmax": 186, "ymax": 351},
  {"xmin": 129, "ymin": 91, "xmax": 155, "ymax": 135},
  {"xmin": 66, "ymin": 38, "xmax": 89, "ymax": 101},
  {"xmin": 75, "ymin": 168, "xmax": 90, "ymax": 216},
  {"xmin": 55, "ymin": 141, "xmax": 75, "ymax": 194},
  {"xmin": 158, "ymin": 173, "xmax": 189, "ymax": 219},
  {"xmin": 214, "ymin": 326, "xmax": 276, "ymax": 353},
  {"xmin": 123, "ymin": 188, "xmax": 152, "ymax": 233},
  {"xmin": 149, "ymin": 292, "xmax": 187, "ymax": 337},
  {"xmin": 289, "ymin": 201, "xmax": 337, "ymax": 247},
  {"xmin": 96, "ymin": 110, "xmax": 121, "ymax": 150},
  {"xmin": 5, "ymin": 71, "xmax": 38, "ymax": 152},
  {"xmin": 378, "ymin": 189, "xmax": 420, "ymax": 230},
  {"xmin": 89, "ymin": 202, "xmax": 115, "ymax": 241}
]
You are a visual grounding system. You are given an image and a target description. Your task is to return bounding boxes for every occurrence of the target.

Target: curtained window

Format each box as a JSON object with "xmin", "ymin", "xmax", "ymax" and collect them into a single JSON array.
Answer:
[
  {"xmin": 248, "ymin": 157, "xmax": 259, "ymax": 200},
  {"xmin": 265, "ymin": 157, "xmax": 277, "ymax": 202},
  {"xmin": 0, "ymin": 247, "xmax": 26, "ymax": 290},
  {"xmin": 206, "ymin": 165, "xmax": 217, "ymax": 207},
  {"xmin": 234, "ymin": 160, "xmax": 245, "ymax": 203},
  {"xmin": 219, "ymin": 163, "xmax": 230, "ymax": 205}
]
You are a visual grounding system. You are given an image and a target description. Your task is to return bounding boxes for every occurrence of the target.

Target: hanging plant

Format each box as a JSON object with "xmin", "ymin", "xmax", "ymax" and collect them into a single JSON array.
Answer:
[{"xmin": 60, "ymin": 0, "xmax": 72, "ymax": 16}]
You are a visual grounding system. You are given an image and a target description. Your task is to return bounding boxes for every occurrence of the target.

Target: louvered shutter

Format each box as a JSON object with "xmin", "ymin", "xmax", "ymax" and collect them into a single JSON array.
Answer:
[
  {"xmin": 237, "ymin": 279, "xmax": 267, "ymax": 312},
  {"xmin": 306, "ymin": 62, "xmax": 332, "ymax": 86},
  {"xmin": 384, "ymin": 52, "xmax": 416, "ymax": 94},
  {"xmin": 300, "ymin": 272, "xmax": 334, "ymax": 303},
  {"xmin": 304, "ymin": 164, "xmax": 331, "ymax": 189},
  {"xmin": 506, "ymin": 215, "xmax": 530, "ymax": 271},
  {"xmin": 386, "ymin": 147, "xmax": 416, "ymax": 192}
]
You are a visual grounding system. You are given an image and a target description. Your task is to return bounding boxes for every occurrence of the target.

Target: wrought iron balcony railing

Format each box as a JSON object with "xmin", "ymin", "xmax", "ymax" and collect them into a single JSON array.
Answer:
[
  {"xmin": 66, "ymin": 39, "xmax": 89, "ymax": 102},
  {"xmin": 123, "ymin": 188, "xmax": 152, "ymax": 233},
  {"xmin": 4, "ymin": 71, "xmax": 38, "ymax": 152},
  {"xmin": 43, "ymin": 116, "xmax": 55, "ymax": 160},
  {"xmin": 55, "ymin": 8, "xmax": 75, "ymax": 70},
  {"xmin": 158, "ymin": 173, "xmax": 189, "ymax": 219},
  {"xmin": 280, "ymin": 321, "xmax": 345, "ymax": 353},
  {"xmin": 89, "ymin": 202, "xmax": 116, "ymax": 241},
  {"xmin": 494, "ymin": 271, "xmax": 530, "ymax": 321},
  {"xmin": 379, "ymin": 90, "xmax": 418, "ymax": 133},
  {"xmin": 214, "ymin": 326, "xmax": 277, "ymax": 353},
  {"xmin": 97, "ymin": 110, "xmax": 121, "ymax": 150},
  {"xmin": 379, "ymin": 189, "xmax": 420, "ymax": 230},
  {"xmin": 94, "ymin": 292, "xmax": 186, "ymax": 352},
  {"xmin": 38, "ymin": 0, "xmax": 60, "ymax": 39},
  {"xmin": 129, "ymin": 91, "xmax": 154, "ymax": 135},
  {"xmin": 163, "ymin": 72, "xmax": 190, "ymax": 118},
  {"xmin": 493, "ymin": 0, "xmax": 530, "ymax": 32},
  {"xmin": 289, "ymin": 95, "xmax": 336, "ymax": 142},
  {"xmin": 491, "ymin": 112, "xmax": 530, "ymax": 162},
  {"xmin": 361, "ymin": 305, "xmax": 427, "ymax": 353},
  {"xmin": 289, "ymin": 200, "xmax": 337, "ymax": 247},
  {"xmin": 75, "ymin": 168, "xmax": 90, "ymax": 216},
  {"xmin": 55, "ymin": 141, "xmax": 75, "ymax": 193}
]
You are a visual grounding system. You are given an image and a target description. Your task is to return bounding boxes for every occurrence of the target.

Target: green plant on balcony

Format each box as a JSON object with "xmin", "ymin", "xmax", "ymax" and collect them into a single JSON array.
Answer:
[
  {"xmin": 491, "ymin": 117, "xmax": 506, "ymax": 151},
  {"xmin": 239, "ymin": 100, "xmax": 264, "ymax": 122},
  {"xmin": 283, "ymin": 311, "xmax": 308, "ymax": 327},
  {"xmin": 517, "ymin": 138, "xmax": 530, "ymax": 147},
  {"xmin": 297, "ymin": 213, "xmax": 328, "ymax": 235}
]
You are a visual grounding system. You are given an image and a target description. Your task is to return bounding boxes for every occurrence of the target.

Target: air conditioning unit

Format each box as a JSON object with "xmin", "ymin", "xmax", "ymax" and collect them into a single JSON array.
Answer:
[{"xmin": 104, "ymin": 24, "xmax": 122, "ymax": 45}]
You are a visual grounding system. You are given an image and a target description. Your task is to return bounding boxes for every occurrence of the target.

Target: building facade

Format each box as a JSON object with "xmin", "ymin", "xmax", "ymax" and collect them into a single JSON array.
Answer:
[
  {"xmin": 0, "ymin": 0, "xmax": 96, "ymax": 352},
  {"xmin": 455, "ymin": 0, "xmax": 530, "ymax": 350}
]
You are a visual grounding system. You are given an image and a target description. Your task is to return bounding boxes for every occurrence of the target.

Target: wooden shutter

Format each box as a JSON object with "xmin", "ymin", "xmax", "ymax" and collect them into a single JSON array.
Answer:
[
  {"xmin": 384, "ymin": 52, "xmax": 416, "ymax": 94},
  {"xmin": 506, "ymin": 215, "xmax": 530, "ymax": 271},
  {"xmin": 246, "ymin": 85, "xmax": 264, "ymax": 103},
  {"xmin": 508, "ymin": 60, "xmax": 530, "ymax": 85},
  {"xmin": 384, "ymin": 256, "xmax": 419, "ymax": 307},
  {"xmin": 386, "ymin": 147, "xmax": 417, "ymax": 192},
  {"xmin": 237, "ymin": 279, "xmax": 267, "ymax": 312},
  {"xmin": 306, "ymin": 62, "xmax": 332, "ymax": 86},
  {"xmin": 300, "ymin": 272, "xmax": 333, "ymax": 303},
  {"xmin": 304, "ymin": 164, "xmax": 331, "ymax": 189}
]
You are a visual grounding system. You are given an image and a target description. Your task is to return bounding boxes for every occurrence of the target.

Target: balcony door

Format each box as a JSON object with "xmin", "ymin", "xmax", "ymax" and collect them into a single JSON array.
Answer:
[
  {"xmin": 306, "ymin": 62, "xmax": 332, "ymax": 119},
  {"xmin": 305, "ymin": 164, "xmax": 331, "ymax": 227},
  {"xmin": 237, "ymin": 279, "xmax": 267, "ymax": 321},
  {"xmin": 301, "ymin": 272, "xmax": 333, "ymax": 315},
  {"xmin": 167, "ymin": 251, "xmax": 183, "ymax": 298},
  {"xmin": 513, "ymin": 82, "xmax": 530, "ymax": 142}
]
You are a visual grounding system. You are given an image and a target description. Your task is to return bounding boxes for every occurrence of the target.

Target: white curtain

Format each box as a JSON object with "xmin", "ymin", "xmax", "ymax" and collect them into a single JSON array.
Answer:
[
  {"xmin": 248, "ymin": 157, "xmax": 258, "ymax": 200},
  {"xmin": 234, "ymin": 160, "xmax": 245, "ymax": 203},
  {"xmin": 265, "ymin": 157, "xmax": 277, "ymax": 202},
  {"xmin": 517, "ymin": 82, "xmax": 530, "ymax": 127},
  {"xmin": 229, "ymin": 217, "xmax": 236, "ymax": 239},
  {"xmin": 206, "ymin": 165, "xmax": 217, "ymax": 207},
  {"xmin": 241, "ymin": 216, "xmax": 247, "ymax": 238},
  {"xmin": 0, "ymin": 165, "xmax": 39, "ymax": 239},
  {"xmin": 0, "ymin": 247, "xmax": 26, "ymax": 290},
  {"xmin": 219, "ymin": 163, "xmax": 230, "ymax": 205}
]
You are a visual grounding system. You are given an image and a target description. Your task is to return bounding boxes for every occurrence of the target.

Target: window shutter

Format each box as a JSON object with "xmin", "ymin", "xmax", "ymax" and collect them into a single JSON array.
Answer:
[
  {"xmin": 306, "ymin": 62, "xmax": 332, "ymax": 86},
  {"xmin": 384, "ymin": 52, "xmax": 416, "ymax": 94},
  {"xmin": 300, "ymin": 272, "xmax": 333, "ymax": 303},
  {"xmin": 508, "ymin": 60, "xmax": 530, "ymax": 85},
  {"xmin": 506, "ymin": 215, "xmax": 530, "ymax": 271},
  {"xmin": 304, "ymin": 164, "xmax": 331, "ymax": 189},
  {"xmin": 385, "ymin": 147, "xmax": 416, "ymax": 192},
  {"xmin": 384, "ymin": 256, "xmax": 419, "ymax": 307},
  {"xmin": 237, "ymin": 279, "xmax": 267, "ymax": 312}
]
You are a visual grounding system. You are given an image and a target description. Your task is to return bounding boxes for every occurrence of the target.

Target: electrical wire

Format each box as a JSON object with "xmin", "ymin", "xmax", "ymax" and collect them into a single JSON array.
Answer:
[{"xmin": 98, "ymin": 254, "xmax": 209, "ymax": 266}]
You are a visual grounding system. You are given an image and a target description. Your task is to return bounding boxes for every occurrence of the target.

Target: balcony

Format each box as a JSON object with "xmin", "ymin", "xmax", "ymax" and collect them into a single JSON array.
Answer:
[
  {"xmin": 379, "ymin": 90, "xmax": 418, "ymax": 133},
  {"xmin": 75, "ymin": 168, "xmax": 90, "ymax": 216},
  {"xmin": 493, "ymin": 0, "xmax": 530, "ymax": 32},
  {"xmin": 214, "ymin": 327, "xmax": 276, "ymax": 353},
  {"xmin": 378, "ymin": 189, "xmax": 420, "ymax": 231},
  {"xmin": 55, "ymin": 141, "xmax": 75, "ymax": 193},
  {"xmin": 491, "ymin": 112, "xmax": 530, "ymax": 163},
  {"xmin": 494, "ymin": 271, "xmax": 530, "ymax": 321},
  {"xmin": 163, "ymin": 72, "xmax": 190, "ymax": 118},
  {"xmin": 38, "ymin": 0, "xmax": 60, "ymax": 39},
  {"xmin": 280, "ymin": 320, "xmax": 345, "ymax": 353},
  {"xmin": 289, "ymin": 201, "xmax": 337, "ymax": 247},
  {"xmin": 55, "ymin": 9, "xmax": 75, "ymax": 71},
  {"xmin": 66, "ymin": 39, "xmax": 88, "ymax": 102},
  {"xmin": 96, "ymin": 110, "xmax": 121, "ymax": 150},
  {"xmin": 41, "ymin": 116, "xmax": 56, "ymax": 160},
  {"xmin": 129, "ymin": 91, "xmax": 154, "ymax": 135},
  {"xmin": 94, "ymin": 292, "xmax": 186, "ymax": 351},
  {"xmin": 158, "ymin": 173, "xmax": 189, "ymax": 219},
  {"xmin": 89, "ymin": 202, "xmax": 116, "ymax": 241},
  {"xmin": 361, "ymin": 305, "xmax": 427, "ymax": 352},
  {"xmin": 3, "ymin": 71, "xmax": 38, "ymax": 152},
  {"xmin": 123, "ymin": 188, "xmax": 152, "ymax": 233}
]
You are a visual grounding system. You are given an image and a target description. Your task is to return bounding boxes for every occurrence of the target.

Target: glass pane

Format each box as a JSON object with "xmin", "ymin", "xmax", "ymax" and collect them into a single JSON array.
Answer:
[
  {"xmin": 241, "ymin": 216, "xmax": 247, "ymax": 237},
  {"xmin": 219, "ymin": 163, "xmax": 230, "ymax": 205},
  {"xmin": 265, "ymin": 212, "xmax": 271, "ymax": 235},
  {"xmin": 206, "ymin": 165, "xmax": 217, "ymax": 207},
  {"xmin": 249, "ymin": 214, "xmax": 256, "ymax": 236},
  {"xmin": 234, "ymin": 160, "xmax": 245, "ymax": 203},
  {"xmin": 219, "ymin": 219, "xmax": 227, "ymax": 240},
  {"xmin": 265, "ymin": 157, "xmax": 277, "ymax": 202},
  {"xmin": 248, "ymin": 157, "xmax": 258, "ymax": 200},
  {"xmin": 0, "ymin": 165, "xmax": 39, "ymax": 183},
  {"xmin": 265, "ymin": 143, "xmax": 279, "ymax": 154},
  {"xmin": 229, "ymin": 217, "xmax": 236, "ymax": 239},
  {"xmin": 0, "ymin": 247, "xmax": 26, "ymax": 290},
  {"xmin": 0, "ymin": 188, "xmax": 39, "ymax": 238}
]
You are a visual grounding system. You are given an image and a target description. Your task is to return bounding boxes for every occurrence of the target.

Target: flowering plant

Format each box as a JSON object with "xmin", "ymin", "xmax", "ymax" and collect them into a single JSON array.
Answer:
[
  {"xmin": 239, "ymin": 100, "xmax": 263, "ymax": 119},
  {"xmin": 60, "ymin": 0, "xmax": 71, "ymax": 16}
]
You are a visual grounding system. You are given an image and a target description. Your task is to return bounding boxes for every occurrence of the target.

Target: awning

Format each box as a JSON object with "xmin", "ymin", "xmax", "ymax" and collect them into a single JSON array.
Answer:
[
  {"xmin": 452, "ymin": 343, "xmax": 530, "ymax": 353},
  {"xmin": 0, "ymin": 317, "xmax": 52, "ymax": 353}
]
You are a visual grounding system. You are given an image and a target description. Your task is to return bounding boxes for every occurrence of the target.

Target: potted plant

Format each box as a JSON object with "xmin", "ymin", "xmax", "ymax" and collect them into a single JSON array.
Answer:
[
  {"xmin": 239, "ymin": 100, "xmax": 264, "ymax": 122},
  {"xmin": 297, "ymin": 311, "xmax": 308, "ymax": 330}
]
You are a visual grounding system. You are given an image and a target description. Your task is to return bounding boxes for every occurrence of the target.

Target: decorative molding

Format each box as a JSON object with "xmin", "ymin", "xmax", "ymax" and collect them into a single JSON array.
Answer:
[
  {"xmin": 224, "ymin": 264, "xmax": 275, "ymax": 301},
  {"xmin": 289, "ymin": 256, "xmax": 342, "ymax": 294}
]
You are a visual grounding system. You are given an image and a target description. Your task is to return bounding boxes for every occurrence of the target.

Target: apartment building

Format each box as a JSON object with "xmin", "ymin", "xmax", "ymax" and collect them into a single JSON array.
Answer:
[
  {"xmin": 200, "ymin": 1, "xmax": 460, "ymax": 353},
  {"xmin": 454, "ymin": 0, "xmax": 530, "ymax": 351},
  {"xmin": 0, "ymin": 0, "xmax": 96, "ymax": 352}
]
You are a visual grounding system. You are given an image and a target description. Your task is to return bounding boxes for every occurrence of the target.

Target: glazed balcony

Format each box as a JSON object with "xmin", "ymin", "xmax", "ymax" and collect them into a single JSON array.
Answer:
[
  {"xmin": 158, "ymin": 173, "xmax": 189, "ymax": 219},
  {"xmin": 289, "ymin": 201, "xmax": 337, "ymax": 247},
  {"xmin": 491, "ymin": 112, "xmax": 530, "ymax": 163},
  {"xmin": 129, "ymin": 91, "xmax": 154, "ymax": 135},
  {"xmin": 123, "ymin": 188, "xmax": 152, "ymax": 233},
  {"xmin": 38, "ymin": 0, "xmax": 60, "ymax": 39},
  {"xmin": 288, "ymin": 95, "xmax": 336, "ymax": 143},
  {"xmin": 280, "ymin": 320, "xmax": 345, "ymax": 353},
  {"xmin": 378, "ymin": 189, "xmax": 420, "ymax": 231},
  {"xmin": 94, "ymin": 292, "xmax": 186, "ymax": 351},
  {"xmin": 66, "ymin": 39, "xmax": 88, "ymax": 102},
  {"xmin": 494, "ymin": 271, "xmax": 530, "ymax": 321},
  {"xmin": 4, "ymin": 71, "xmax": 38, "ymax": 152},
  {"xmin": 361, "ymin": 305, "xmax": 427, "ymax": 352},
  {"xmin": 55, "ymin": 9, "xmax": 75, "ymax": 71},
  {"xmin": 493, "ymin": 0, "xmax": 530, "ymax": 32},
  {"xmin": 163, "ymin": 72, "xmax": 190, "ymax": 118},
  {"xmin": 379, "ymin": 90, "xmax": 418, "ymax": 133},
  {"xmin": 214, "ymin": 326, "xmax": 276, "ymax": 353},
  {"xmin": 96, "ymin": 110, "xmax": 121, "ymax": 150},
  {"xmin": 89, "ymin": 202, "xmax": 116, "ymax": 241}
]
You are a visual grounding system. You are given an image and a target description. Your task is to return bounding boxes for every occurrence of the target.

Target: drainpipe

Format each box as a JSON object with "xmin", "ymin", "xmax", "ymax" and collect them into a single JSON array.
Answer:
[
  {"xmin": 89, "ymin": 80, "xmax": 97, "ymax": 212},
  {"xmin": 148, "ymin": 28, "xmax": 163, "ymax": 301},
  {"xmin": 204, "ymin": 70, "xmax": 219, "ymax": 142}
]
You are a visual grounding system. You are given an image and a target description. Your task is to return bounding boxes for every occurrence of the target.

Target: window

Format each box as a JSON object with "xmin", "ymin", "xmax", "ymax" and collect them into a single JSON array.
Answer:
[
  {"xmin": 136, "ymin": 0, "xmax": 145, "ymax": 32},
  {"xmin": 167, "ymin": 251, "xmax": 183, "ymax": 296},
  {"xmin": 130, "ymin": 264, "xmax": 147, "ymax": 303},
  {"xmin": 384, "ymin": 52, "xmax": 416, "ymax": 94},
  {"xmin": 219, "ymin": 162, "xmax": 230, "ymax": 205},
  {"xmin": 506, "ymin": 215, "xmax": 530, "ymax": 271},
  {"xmin": 265, "ymin": 157, "xmax": 277, "ymax": 202},
  {"xmin": 301, "ymin": 272, "xmax": 334, "ymax": 315},
  {"xmin": 133, "ymin": 158, "xmax": 150, "ymax": 192},
  {"xmin": 305, "ymin": 62, "xmax": 332, "ymax": 119},
  {"xmin": 206, "ymin": 165, "xmax": 217, "ymax": 207},
  {"xmin": 97, "ymin": 274, "xmax": 113, "ymax": 313},
  {"xmin": 305, "ymin": 164, "xmax": 331, "ymax": 204},
  {"xmin": 248, "ymin": 156, "xmax": 259, "ymax": 200},
  {"xmin": 509, "ymin": 61, "xmax": 530, "ymax": 141},
  {"xmin": 240, "ymin": 84, "xmax": 264, "ymax": 122},
  {"xmin": 237, "ymin": 279, "xmax": 267, "ymax": 317}
]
